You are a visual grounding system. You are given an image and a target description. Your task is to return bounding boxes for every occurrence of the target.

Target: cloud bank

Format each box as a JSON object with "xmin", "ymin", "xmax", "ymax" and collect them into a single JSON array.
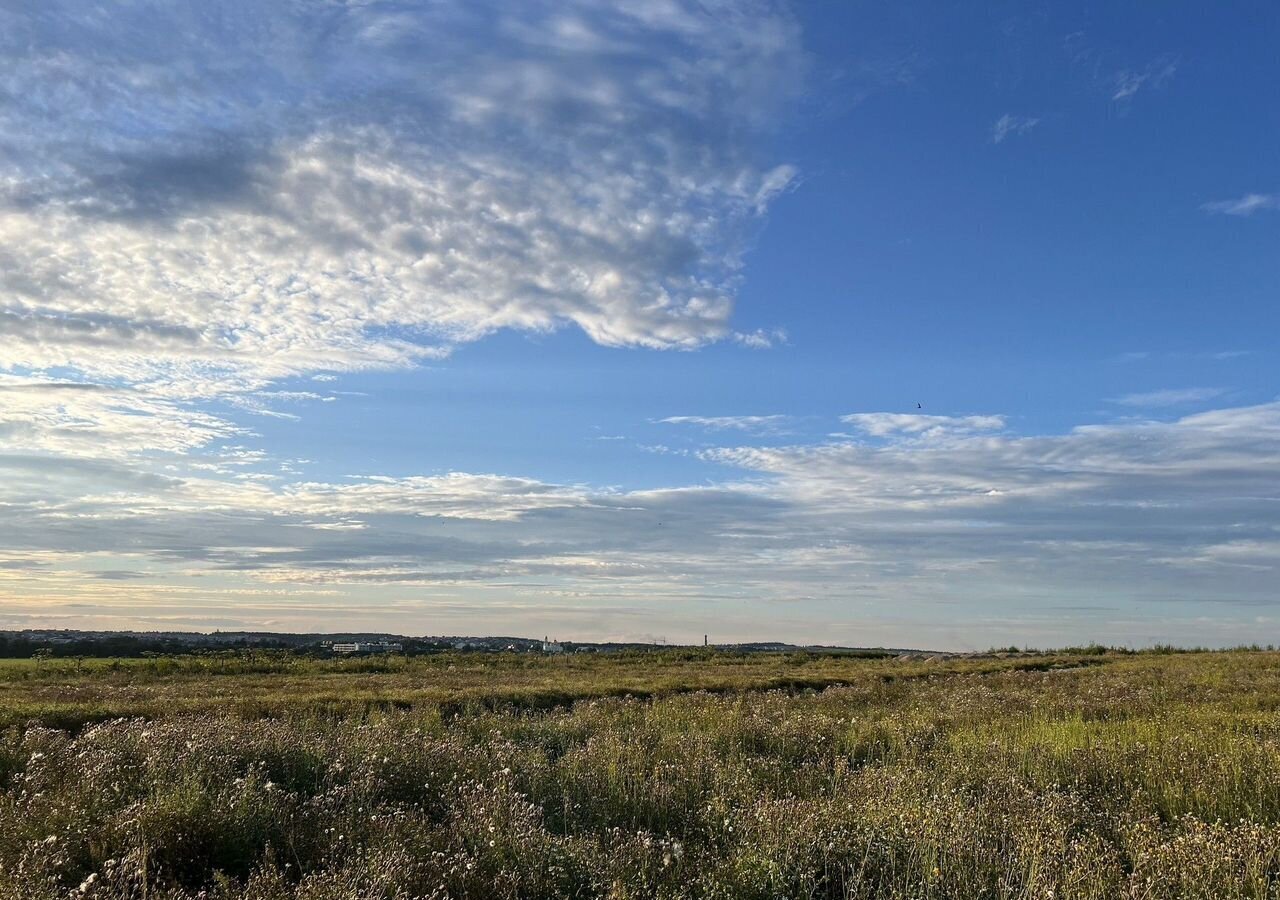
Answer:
[{"xmin": 3, "ymin": 399, "xmax": 1279, "ymax": 647}]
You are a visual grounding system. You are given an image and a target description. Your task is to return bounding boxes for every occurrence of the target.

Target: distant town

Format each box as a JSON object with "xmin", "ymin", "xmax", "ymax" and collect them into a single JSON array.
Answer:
[{"xmin": 0, "ymin": 629, "xmax": 929, "ymax": 659}]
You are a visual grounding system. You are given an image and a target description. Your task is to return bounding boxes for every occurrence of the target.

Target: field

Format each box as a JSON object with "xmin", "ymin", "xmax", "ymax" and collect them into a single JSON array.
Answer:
[{"xmin": 2, "ymin": 649, "xmax": 1280, "ymax": 899}]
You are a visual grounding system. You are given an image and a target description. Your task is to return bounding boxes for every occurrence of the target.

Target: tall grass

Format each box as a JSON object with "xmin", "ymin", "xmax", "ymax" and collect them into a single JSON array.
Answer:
[{"xmin": 1, "ymin": 650, "xmax": 1279, "ymax": 897}]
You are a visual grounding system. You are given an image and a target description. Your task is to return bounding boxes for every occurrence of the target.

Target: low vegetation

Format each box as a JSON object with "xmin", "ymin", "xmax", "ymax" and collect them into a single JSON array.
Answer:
[{"xmin": 1, "ymin": 648, "xmax": 1279, "ymax": 898}]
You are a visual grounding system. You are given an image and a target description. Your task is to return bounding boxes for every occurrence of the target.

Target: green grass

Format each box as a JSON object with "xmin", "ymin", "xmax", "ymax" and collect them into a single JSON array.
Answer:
[{"xmin": 1, "ymin": 649, "xmax": 1279, "ymax": 898}]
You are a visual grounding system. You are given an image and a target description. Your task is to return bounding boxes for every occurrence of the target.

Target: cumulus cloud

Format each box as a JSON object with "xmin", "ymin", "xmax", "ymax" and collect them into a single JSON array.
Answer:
[{"xmin": 0, "ymin": 0, "xmax": 802, "ymax": 399}]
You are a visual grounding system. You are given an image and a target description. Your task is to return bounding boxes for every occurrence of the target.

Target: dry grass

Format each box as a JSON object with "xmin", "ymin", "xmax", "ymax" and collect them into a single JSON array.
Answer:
[{"xmin": 1, "ymin": 649, "xmax": 1278, "ymax": 898}]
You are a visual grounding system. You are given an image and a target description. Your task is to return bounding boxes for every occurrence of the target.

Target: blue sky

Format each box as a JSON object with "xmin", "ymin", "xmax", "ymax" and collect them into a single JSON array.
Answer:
[{"xmin": 0, "ymin": 1, "xmax": 1276, "ymax": 649}]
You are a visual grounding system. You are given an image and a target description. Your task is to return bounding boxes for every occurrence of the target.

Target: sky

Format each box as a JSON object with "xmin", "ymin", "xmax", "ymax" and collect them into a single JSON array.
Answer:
[{"xmin": 0, "ymin": 0, "xmax": 1277, "ymax": 650}]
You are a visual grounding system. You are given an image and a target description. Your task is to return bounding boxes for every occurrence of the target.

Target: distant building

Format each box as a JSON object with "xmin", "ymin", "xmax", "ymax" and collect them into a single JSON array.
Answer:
[
  {"xmin": 542, "ymin": 637, "xmax": 564, "ymax": 654},
  {"xmin": 331, "ymin": 642, "xmax": 402, "ymax": 655}
]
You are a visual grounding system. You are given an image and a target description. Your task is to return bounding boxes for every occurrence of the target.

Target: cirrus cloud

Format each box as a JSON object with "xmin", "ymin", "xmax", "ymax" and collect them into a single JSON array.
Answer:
[
  {"xmin": 1201, "ymin": 193, "xmax": 1280, "ymax": 217},
  {"xmin": 991, "ymin": 114, "xmax": 1040, "ymax": 144},
  {"xmin": 657, "ymin": 414, "xmax": 791, "ymax": 432}
]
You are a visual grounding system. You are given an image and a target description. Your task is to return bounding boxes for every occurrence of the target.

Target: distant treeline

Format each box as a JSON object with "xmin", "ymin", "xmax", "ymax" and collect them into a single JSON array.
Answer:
[{"xmin": 0, "ymin": 635, "xmax": 462, "ymax": 659}]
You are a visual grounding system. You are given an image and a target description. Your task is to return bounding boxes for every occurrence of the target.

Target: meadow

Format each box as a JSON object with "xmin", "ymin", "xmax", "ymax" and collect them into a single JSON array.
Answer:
[{"xmin": 1, "ymin": 648, "xmax": 1279, "ymax": 898}]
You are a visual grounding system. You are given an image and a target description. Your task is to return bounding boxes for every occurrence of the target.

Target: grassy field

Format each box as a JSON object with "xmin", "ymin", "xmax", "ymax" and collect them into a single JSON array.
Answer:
[{"xmin": 2, "ymin": 648, "xmax": 1279, "ymax": 898}]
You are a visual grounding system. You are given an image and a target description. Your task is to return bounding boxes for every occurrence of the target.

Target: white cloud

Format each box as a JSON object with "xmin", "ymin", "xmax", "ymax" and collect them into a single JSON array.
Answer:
[
  {"xmin": 1202, "ymin": 193, "xmax": 1280, "ymax": 216},
  {"xmin": 1, "ymin": 6, "xmax": 1277, "ymax": 647},
  {"xmin": 839, "ymin": 412, "xmax": 1005, "ymax": 439},
  {"xmin": 657, "ymin": 415, "xmax": 791, "ymax": 432},
  {"xmin": 0, "ymin": 375, "xmax": 242, "ymax": 458},
  {"xmin": 1109, "ymin": 387, "xmax": 1224, "ymax": 408},
  {"xmin": 1111, "ymin": 55, "xmax": 1178, "ymax": 101},
  {"xmin": 991, "ymin": 114, "xmax": 1040, "ymax": 144},
  {"xmin": 272, "ymin": 474, "xmax": 600, "ymax": 523},
  {"xmin": 732, "ymin": 328, "xmax": 789, "ymax": 349},
  {"xmin": 0, "ymin": 0, "xmax": 805, "ymax": 500},
  {"xmin": 0, "ymin": 1, "xmax": 802, "ymax": 401},
  {"xmin": 3, "ymin": 402, "xmax": 1279, "ymax": 646},
  {"xmin": 720, "ymin": 403, "xmax": 1280, "ymax": 517}
]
